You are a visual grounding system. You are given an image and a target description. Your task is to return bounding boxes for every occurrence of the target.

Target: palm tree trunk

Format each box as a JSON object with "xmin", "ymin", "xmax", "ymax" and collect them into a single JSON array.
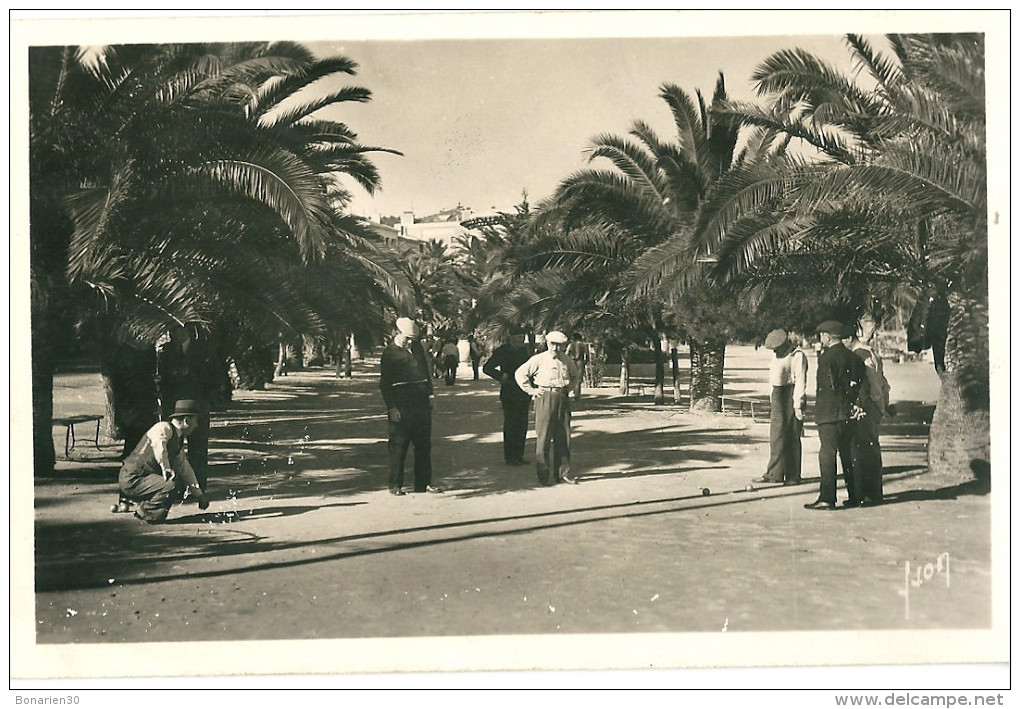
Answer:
[
  {"xmin": 689, "ymin": 338, "xmax": 725, "ymax": 412},
  {"xmin": 618, "ymin": 347, "xmax": 630, "ymax": 395},
  {"xmin": 653, "ymin": 338, "xmax": 666, "ymax": 405},
  {"xmin": 274, "ymin": 340, "xmax": 287, "ymax": 377},
  {"xmin": 670, "ymin": 345, "xmax": 682, "ymax": 404},
  {"xmin": 32, "ymin": 328, "xmax": 56, "ymax": 475},
  {"xmin": 927, "ymin": 292, "xmax": 990, "ymax": 484}
]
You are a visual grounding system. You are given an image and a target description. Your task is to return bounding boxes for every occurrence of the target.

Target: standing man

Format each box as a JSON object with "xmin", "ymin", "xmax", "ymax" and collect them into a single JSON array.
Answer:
[
  {"xmin": 843, "ymin": 324, "xmax": 889, "ymax": 506},
  {"xmin": 468, "ymin": 334, "xmax": 484, "ymax": 381},
  {"xmin": 118, "ymin": 400, "xmax": 210, "ymax": 524},
  {"xmin": 754, "ymin": 329, "xmax": 808, "ymax": 486},
  {"xmin": 804, "ymin": 320, "xmax": 867, "ymax": 511},
  {"xmin": 155, "ymin": 322, "xmax": 219, "ymax": 490},
  {"xmin": 515, "ymin": 330, "xmax": 580, "ymax": 486},
  {"xmin": 380, "ymin": 317, "xmax": 440, "ymax": 495},
  {"xmin": 567, "ymin": 333, "xmax": 589, "ymax": 398},
  {"xmin": 483, "ymin": 331, "xmax": 532, "ymax": 466},
  {"xmin": 440, "ymin": 336, "xmax": 460, "ymax": 386}
]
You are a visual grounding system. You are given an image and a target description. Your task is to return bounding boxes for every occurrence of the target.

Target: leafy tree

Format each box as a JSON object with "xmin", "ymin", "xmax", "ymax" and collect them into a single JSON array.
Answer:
[
  {"xmin": 687, "ymin": 34, "xmax": 989, "ymax": 482},
  {"xmin": 531, "ymin": 76, "xmax": 750, "ymax": 409},
  {"xmin": 29, "ymin": 42, "xmax": 405, "ymax": 472}
]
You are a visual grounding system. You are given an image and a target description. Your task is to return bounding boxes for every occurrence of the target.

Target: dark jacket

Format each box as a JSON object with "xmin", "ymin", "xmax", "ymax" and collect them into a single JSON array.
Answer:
[
  {"xmin": 380, "ymin": 340, "xmax": 434, "ymax": 410},
  {"xmin": 814, "ymin": 341, "xmax": 866, "ymax": 424},
  {"xmin": 483, "ymin": 342, "xmax": 532, "ymax": 403}
]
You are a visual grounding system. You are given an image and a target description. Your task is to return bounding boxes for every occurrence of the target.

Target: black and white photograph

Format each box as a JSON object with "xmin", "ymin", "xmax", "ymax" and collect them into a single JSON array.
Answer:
[{"xmin": 9, "ymin": 8, "xmax": 1010, "ymax": 698}]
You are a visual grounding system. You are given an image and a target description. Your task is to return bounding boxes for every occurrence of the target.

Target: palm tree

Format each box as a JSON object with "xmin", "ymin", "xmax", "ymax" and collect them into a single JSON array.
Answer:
[
  {"xmin": 29, "ymin": 41, "xmax": 404, "ymax": 472},
  {"xmin": 533, "ymin": 75, "xmax": 747, "ymax": 410},
  {"xmin": 683, "ymin": 34, "xmax": 988, "ymax": 482}
]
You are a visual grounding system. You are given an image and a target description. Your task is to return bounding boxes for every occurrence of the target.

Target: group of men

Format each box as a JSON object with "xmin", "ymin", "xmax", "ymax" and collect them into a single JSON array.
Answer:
[
  {"xmin": 382, "ymin": 318, "xmax": 581, "ymax": 494},
  {"xmin": 118, "ymin": 314, "xmax": 891, "ymax": 523},
  {"xmin": 759, "ymin": 320, "xmax": 890, "ymax": 511}
]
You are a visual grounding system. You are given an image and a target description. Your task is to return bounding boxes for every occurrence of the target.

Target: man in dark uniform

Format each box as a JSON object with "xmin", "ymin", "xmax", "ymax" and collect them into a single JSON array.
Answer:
[
  {"xmin": 483, "ymin": 331, "xmax": 532, "ymax": 466},
  {"xmin": 804, "ymin": 320, "xmax": 867, "ymax": 511},
  {"xmin": 380, "ymin": 317, "xmax": 440, "ymax": 495}
]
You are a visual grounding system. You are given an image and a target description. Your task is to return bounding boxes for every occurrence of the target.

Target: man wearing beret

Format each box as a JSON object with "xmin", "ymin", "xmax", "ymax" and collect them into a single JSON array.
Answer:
[
  {"xmin": 515, "ymin": 330, "xmax": 581, "ymax": 486},
  {"xmin": 805, "ymin": 320, "xmax": 867, "ymax": 511},
  {"xmin": 380, "ymin": 317, "xmax": 440, "ymax": 495},
  {"xmin": 117, "ymin": 399, "xmax": 210, "ymax": 523},
  {"xmin": 755, "ymin": 329, "xmax": 809, "ymax": 486}
]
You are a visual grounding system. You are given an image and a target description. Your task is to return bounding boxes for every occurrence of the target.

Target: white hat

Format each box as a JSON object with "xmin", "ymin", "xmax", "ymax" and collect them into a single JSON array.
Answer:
[
  {"xmin": 395, "ymin": 317, "xmax": 420, "ymax": 337},
  {"xmin": 545, "ymin": 330, "xmax": 568, "ymax": 344}
]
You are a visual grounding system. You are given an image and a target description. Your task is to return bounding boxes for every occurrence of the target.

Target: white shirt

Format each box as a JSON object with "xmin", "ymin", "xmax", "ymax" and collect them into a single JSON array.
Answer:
[
  {"xmin": 515, "ymin": 350, "xmax": 579, "ymax": 395},
  {"xmin": 769, "ymin": 348, "xmax": 808, "ymax": 407}
]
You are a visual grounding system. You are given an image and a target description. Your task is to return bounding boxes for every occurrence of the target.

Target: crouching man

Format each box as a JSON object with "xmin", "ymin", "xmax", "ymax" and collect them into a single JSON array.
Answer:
[{"xmin": 119, "ymin": 399, "xmax": 210, "ymax": 524}]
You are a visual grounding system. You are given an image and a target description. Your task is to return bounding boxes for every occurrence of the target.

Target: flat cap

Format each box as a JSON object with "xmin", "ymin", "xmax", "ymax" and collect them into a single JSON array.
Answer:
[
  {"xmin": 815, "ymin": 320, "xmax": 845, "ymax": 336},
  {"xmin": 545, "ymin": 330, "xmax": 568, "ymax": 345},
  {"xmin": 395, "ymin": 317, "xmax": 420, "ymax": 337},
  {"xmin": 764, "ymin": 329, "xmax": 788, "ymax": 349}
]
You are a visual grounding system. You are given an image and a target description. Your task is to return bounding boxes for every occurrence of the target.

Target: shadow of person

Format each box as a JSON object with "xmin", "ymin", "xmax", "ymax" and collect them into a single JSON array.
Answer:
[
  {"xmin": 879, "ymin": 474, "xmax": 991, "ymax": 506},
  {"xmin": 167, "ymin": 501, "xmax": 367, "ymax": 525}
]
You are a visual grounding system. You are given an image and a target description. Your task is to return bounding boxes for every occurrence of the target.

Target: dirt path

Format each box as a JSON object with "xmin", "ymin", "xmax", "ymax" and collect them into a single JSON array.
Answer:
[{"xmin": 21, "ymin": 348, "xmax": 997, "ymax": 677}]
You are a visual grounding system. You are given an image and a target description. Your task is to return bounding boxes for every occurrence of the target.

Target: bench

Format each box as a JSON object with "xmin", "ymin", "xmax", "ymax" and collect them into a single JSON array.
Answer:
[
  {"xmin": 720, "ymin": 396, "xmax": 770, "ymax": 423},
  {"xmin": 52, "ymin": 415, "xmax": 104, "ymax": 458}
]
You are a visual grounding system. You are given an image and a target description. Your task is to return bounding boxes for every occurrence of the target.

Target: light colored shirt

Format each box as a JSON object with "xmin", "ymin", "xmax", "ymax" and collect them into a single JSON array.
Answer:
[
  {"xmin": 515, "ymin": 350, "xmax": 579, "ymax": 395},
  {"xmin": 123, "ymin": 421, "xmax": 202, "ymax": 491},
  {"xmin": 769, "ymin": 348, "xmax": 808, "ymax": 408}
]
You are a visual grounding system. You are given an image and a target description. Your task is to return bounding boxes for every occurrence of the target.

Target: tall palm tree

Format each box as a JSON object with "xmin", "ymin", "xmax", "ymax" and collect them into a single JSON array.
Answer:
[
  {"xmin": 533, "ymin": 75, "xmax": 746, "ymax": 410},
  {"xmin": 681, "ymin": 34, "xmax": 988, "ymax": 482},
  {"xmin": 29, "ymin": 41, "xmax": 403, "ymax": 472}
]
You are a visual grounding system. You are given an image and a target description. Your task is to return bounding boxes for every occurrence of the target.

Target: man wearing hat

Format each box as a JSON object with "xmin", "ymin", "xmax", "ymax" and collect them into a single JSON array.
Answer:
[
  {"xmin": 515, "ymin": 330, "xmax": 581, "ymax": 485},
  {"xmin": 754, "ymin": 329, "xmax": 808, "ymax": 485},
  {"xmin": 380, "ymin": 317, "xmax": 439, "ymax": 495},
  {"xmin": 805, "ymin": 320, "xmax": 867, "ymax": 511},
  {"xmin": 117, "ymin": 399, "xmax": 210, "ymax": 523}
]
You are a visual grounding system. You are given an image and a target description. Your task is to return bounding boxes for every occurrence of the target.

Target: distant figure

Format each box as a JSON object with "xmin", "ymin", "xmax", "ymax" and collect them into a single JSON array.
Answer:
[
  {"xmin": 842, "ymin": 324, "xmax": 889, "ymax": 506},
  {"xmin": 483, "ymin": 332, "xmax": 532, "ymax": 466},
  {"xmin": 155, "ymin": 322, "xmax": 218, "ymax": 489},
  {"xmin": 567, "ymin": 333, "xmax": 588, "ymax": 398},
  {"xmin": 804, "ymin": 321, "xmax": 866, "ymax": 511},
  {"xmin": 440, "ymin": 337, "xmax": 460, "ymax": 385},
  {"xmin": 468, "ymin": 334, "xmax": 484, "ymax": 381},
  {"xmin": 117, "ymin": 400, "xmax": 210, "ymax": 524},
  {"xmin": 380, "ymin": 318, "xmax": 440, "ymax": 495},
  {"xmin": 515, "ymin": 330, "xmax": 580, "ymax": 486},
  {"xmin": 755, "ymin": 329, "xmax": 808, "ymax": 486}
]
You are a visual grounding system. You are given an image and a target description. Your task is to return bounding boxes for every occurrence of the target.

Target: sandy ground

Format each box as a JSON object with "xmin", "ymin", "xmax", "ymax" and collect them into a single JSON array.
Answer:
[{"xmin": 20, "ymin": 345, "xmax": 1001, "ymax": 678}]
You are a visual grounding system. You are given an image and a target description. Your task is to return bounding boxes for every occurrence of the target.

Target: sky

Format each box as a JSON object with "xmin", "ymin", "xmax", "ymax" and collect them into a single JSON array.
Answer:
[
  {"xmin": 309, "ymin": 32, "xmax": 863, "ymax": 220},
  {"xmin": 10, "ymin": 9, "xmax": 985, "ymax": 222}
]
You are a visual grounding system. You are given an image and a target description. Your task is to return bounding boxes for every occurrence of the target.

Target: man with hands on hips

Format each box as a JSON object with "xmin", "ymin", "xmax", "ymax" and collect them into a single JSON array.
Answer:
[{"xmin": 515, "ymin": 330, "xmax": 580, "ymax": 486}]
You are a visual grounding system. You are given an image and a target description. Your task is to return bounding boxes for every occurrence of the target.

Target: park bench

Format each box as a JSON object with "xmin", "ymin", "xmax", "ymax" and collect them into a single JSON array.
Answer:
[
  {"xmin": 52, "ymin": 414, "xmax": 104, "ymax": 458},
  {"xmin": 720, "ymin": 396, "xmax": 770, "ymax": 423}
]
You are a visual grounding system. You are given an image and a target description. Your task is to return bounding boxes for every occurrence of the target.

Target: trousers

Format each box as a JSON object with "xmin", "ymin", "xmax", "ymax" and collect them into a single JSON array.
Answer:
[
  {"xmin": 387, "ymin": 403, "xmax": 433, "ymax": 492},
  {"xmin": 764, "ymin": 384, "xmax": 802, "ymax": 482},
  {"xmin": 119, "ymin": 468, "xmax": 180, "ymax": 523},
  {"xmin": 533, "ymin": 388, "xmax": 571, "ymax": 485},
  {"xmin": 854, "ymin": 401, "xmax": 884, "ymax": 502},
  {"xmin": 501, "ymin": 398, "xmax": 530, "ymax": 463},
  {"xmin": 817, "ymin": 420, "xmax": 857, "ymax": 503}
]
